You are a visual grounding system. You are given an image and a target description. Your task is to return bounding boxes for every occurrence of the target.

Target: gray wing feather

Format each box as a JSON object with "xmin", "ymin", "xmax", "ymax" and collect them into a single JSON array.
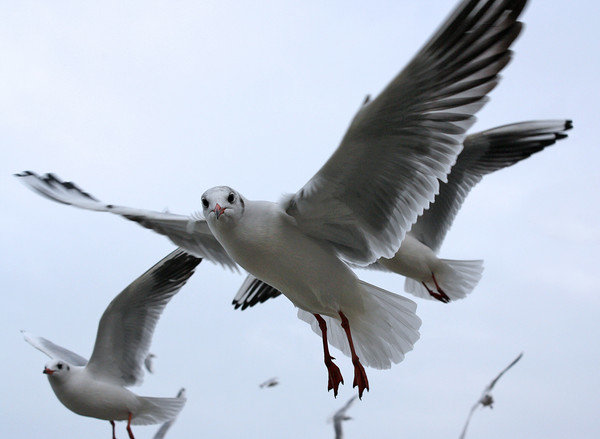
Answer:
[
  {"xmin": 284, "ymin": 0, "xmax": 526, "ymax": 265},
  {"xmin": 86, "ymin": 249, "xmax": 201, "ymax": 386},
  {"xmin": 21, "ymin": 331, "xmax": 88, "ymax": 366},
  {"xmin": 410, "ymin": 120, "xmax": 572, "ymax": 251},
  {"xmin": 15, "ymin": 171, "xmax": 237, "ymax": 270}
]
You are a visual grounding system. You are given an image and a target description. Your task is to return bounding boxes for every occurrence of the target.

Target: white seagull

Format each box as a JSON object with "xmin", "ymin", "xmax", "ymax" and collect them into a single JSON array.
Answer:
[
  {"xmin": 459, "ymin": 352, "xmax": 524, "ymax": 439},
  {"xmin": 17, "ymin": 0, "xmax": 529, "ymax": 398},
  {"xmin": 22, "ymin": 249, "xmax": 201, "ymax": 439},
  {"xmin": 152, "ymin": 388, "xmax": 187, "ymax": 439},
  {"xmin": 231, "ymin": 119, "xmax": 572, "ymax": 308}
]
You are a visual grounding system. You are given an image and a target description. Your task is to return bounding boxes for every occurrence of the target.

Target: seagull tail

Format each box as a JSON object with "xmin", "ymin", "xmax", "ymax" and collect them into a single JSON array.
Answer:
[
  {"xmin": 405, "ymin": 259, "xmax": 484, "ymax": 301},
  {"xmin": 298, "ymin": 281, "xmax": 421, "ymax": 370},
  {"xmin": 132, "ymin": 394, "xmax": 187, "ymax": 426}
]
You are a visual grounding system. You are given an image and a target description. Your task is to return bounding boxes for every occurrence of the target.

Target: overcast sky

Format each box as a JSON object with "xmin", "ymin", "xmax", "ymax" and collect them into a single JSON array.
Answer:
[{"xmin": 2, "ymin": 1, "xmax": 599, "ymax": 438}]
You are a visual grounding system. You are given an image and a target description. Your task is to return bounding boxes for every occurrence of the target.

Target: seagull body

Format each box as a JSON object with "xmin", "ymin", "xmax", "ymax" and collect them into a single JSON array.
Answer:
[
  {"xmin": 17, "ymin": 0, "xmax": 532, "ymax": 397},
  {"xmin": 459, "ymin": 352, "xmax": 524, "ymax": 439},
  {"xmin": 22, "ymin": 249, "xmax": 200, "ymax": 439}
]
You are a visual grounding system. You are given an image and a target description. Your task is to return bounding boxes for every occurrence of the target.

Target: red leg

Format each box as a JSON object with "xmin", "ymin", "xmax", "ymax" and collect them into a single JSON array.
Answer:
[
  {"xmin": 422, "ymin": 273, "xmax": 450, "ymax": 303},
  {"xmin": 338, "ymin": 311, "xmax": 369, "ymax": 399},
  {"xmin": 109, "ymin": 420, "xmax": 116, "ymax": 439},
  {"xmin": 313, "ymin": 313, "xmax": 344, "ymax": 397},
  {"xmin": 126, "ymin": 413, "xmax": 135, "ymax": 439}
]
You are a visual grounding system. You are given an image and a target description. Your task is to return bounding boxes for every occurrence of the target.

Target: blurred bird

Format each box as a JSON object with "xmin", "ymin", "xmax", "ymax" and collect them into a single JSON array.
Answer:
[
  {"xmin": 459, "ymin": 352, "xmax": 524, "ymax": 439},
  {"xmin": 153, "ymin": 388, "xmax": 187, "ymax": 439},
  {"xmin": 22, "ymin": 249, "xmax": 200, "ymax": 439},
  {"xmin": 259, "ymin": 377, "xmax": 279, "ymax": 389},
  {"xmin": 328, "ymin": 396, "xmax": 357, "ymax": 439}
]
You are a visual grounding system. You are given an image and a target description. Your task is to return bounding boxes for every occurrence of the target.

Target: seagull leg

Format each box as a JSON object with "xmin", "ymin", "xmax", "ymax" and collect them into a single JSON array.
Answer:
[
  {"xmin": 109, "ymin": 420, "xmax": 116, "ymax": 439},
  {"xmin": 338, "ymin": 311, "xmax": 369, "ymax": 399},
  {"xmin": 422, "ymin": 273, "xmax": 450, "ymax": 303},
  {"xmin": 126, "ymin": 413, "xmax": 135, "ymax": 439},
  {"xmin": 314, "ymin": 313, "xmax": 344, "ymax": 397}
]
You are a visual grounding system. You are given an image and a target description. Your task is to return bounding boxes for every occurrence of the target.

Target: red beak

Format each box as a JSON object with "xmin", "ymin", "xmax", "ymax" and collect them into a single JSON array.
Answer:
[
  {"xmin": 43, "ymin": 367, "xmax": 54, "ymax": 375},
  {"xmin": 212, "ymin": 203, "xmax": 227, "ymax": 219}
]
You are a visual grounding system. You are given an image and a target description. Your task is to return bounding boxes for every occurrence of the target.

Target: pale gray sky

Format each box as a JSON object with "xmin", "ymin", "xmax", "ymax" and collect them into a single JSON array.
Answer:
[{"xmin": 2, "ymin": 1, "xmax": 599, "ymax": 438}]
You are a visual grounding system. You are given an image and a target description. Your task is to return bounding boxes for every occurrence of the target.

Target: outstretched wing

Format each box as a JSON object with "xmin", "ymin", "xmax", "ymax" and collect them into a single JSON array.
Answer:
[
  {"xmin": 283, "ymin": 0, "xmax": 526, "ymax": 265},
  {"xmin": 232, "ymin": 275, "xmax": 282, "ymax": 310},
  {"xmin": 485, "ymin": 351, "xmax": 523, "ymax": 392},
  {"xmin": 410, "ymin": 120, "xmax": 572, "ymax": 251},
  {"xmin": 21, "ymin": 330, "xmax": 88, "ymax": 366},
  {"xmin": 86, "ymin": 249, "xmax": 201, "ymax": 386},
  {"xmin": 15, "ymin": 171, "xmax": 237, "ymax": 270}
]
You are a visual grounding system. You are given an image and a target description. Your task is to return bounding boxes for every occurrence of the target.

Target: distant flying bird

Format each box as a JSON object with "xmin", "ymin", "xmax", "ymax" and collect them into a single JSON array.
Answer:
[
  {"xmin": 328, "ymin": 396, "xmax": 357, "ymax": 439},
  {"xmin": 259, "ymin": 377, "xmax": 279, "ymax": 389},
  {"xmin": 16, "ymin": 0, "xmax": 529, "ymax": 399},
  {"xmin": 153, "ymin": 388, "xmax": 187, "ymax": 439},
  {"xmin": 22, "ymin": 249, "xmax": 200, "ymax": 439},
  {"xmin": 459, "ymin": 352, "xmax": 524, "ymax": 439}
]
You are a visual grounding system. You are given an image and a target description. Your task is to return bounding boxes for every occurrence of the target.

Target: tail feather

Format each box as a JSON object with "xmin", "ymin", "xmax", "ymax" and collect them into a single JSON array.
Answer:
[
  {"xmin": 405, "ymin": 259, "xmax": 483, "ymax": 301},
  {"xmin": 298, "ymin": 281, "xmax": 421, "ymax": 370},
  {"xmin": 132, "ymin": 394, "xmax": 187, "ymax": 426}
]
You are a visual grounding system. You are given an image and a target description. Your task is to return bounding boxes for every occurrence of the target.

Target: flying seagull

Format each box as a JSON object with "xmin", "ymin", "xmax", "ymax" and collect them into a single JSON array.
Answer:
[
  {"xmin": 259, "ymin": 377, "xmax": 279, "ymax": 389},
  {"xmin": 231, "ymin": 119, "xmax": 572, "ymax": 308},
  {"xmin": 17, "ymin": 0, "xmax": 529, "ymax": 398},
  {"xmin": 459, "ymin": 352, "xmax": 524, "ymax": 439},
  {"xmin": 328, "ymin": 396, "xmax": 357, "ymax": 439},
  {"xmin": 153, "ymin": 388, "xmax": 187, "ymax": 439},
  {"xmin": 22, "ymin": 249, "xmax": 201, "ymax": 439}
]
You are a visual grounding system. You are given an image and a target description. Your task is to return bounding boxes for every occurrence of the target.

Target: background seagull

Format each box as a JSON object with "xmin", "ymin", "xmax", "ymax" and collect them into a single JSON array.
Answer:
[
  {"xmin": 328, "ymin": 396, "xmax": 357, "ymax": 439},
  {"xmin": 153, "ymin": 388, "xmax": 187, "ymax": 439},
  {"xmin": 259, "ymin": 377, "xmax": 280, "ymax": 389},
  {"xmin": 459, "ymin": 352, "xmax": 524, "ymax": 439},
  {"xmin": 16, "ymin": 0, "xmax": 528, "ymax": 399},
  {"xmin": 21, "ymin": 249, "xmax": 200, "ymax": 439},
  {"xmin": 231, "ymin": 119, "xmax": 572, "ymax": 309}
]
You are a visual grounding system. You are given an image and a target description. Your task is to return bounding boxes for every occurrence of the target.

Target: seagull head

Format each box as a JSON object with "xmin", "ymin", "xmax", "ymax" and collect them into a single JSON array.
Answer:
[
  {"xmin": 43, "ymin": 359, "xmax": 71, "ymax": 380},
  {"xmin": 201, "ymin": 186, "xmax": 245, "ymax": 225}
]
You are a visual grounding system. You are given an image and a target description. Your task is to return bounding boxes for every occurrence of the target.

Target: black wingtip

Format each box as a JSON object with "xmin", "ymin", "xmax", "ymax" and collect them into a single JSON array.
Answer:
[
  {"xmin": 14, "ymin": 170, "xmax": 34, "ymax": 178},
  {"xmin": 565, "ymin": 120, "xmax": 574, "ymax": 130}
]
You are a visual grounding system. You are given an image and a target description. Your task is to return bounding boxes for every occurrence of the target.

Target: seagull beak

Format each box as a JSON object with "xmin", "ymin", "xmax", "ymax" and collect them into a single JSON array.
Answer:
[
  {"xmin": 43, "ymin": 367, "xmax": 54, "ymax": 375},
  {"xmin": 212, "ymin": 203, "xmax": 227, "ymax": 219}
]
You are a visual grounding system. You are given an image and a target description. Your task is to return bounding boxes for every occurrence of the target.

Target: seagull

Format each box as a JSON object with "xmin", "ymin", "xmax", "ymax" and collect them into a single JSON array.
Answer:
[
  {"xmin": 328, "ymin": 396, "xmax": 357, "ymax": 439},
  {"xmin": 230, "ymin": 119, "xmax": 572, "ymax": 308},
  {"xmin": 22, "ymin": 249, "xmax": 201, "ymax": 439},
  {"xmin": 152, "ymin": 388, "xmax": 187, "ymax": 439},
  {"xmin": 17, "ymin": 0, "xmax": 529, "ymax": 398},
  {"xmin": 259, "ymin": 377, "xmax": 279, "ymax": 389},
  {"xmin": 459, "ymin": 352, "xmax": 524, "ymax": 439}
]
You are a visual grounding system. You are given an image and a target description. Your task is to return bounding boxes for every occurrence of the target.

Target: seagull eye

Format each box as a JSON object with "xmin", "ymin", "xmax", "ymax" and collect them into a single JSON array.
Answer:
[
  {"xmin": 228, "ymin": 193, "xmax": 235, "ymax": 203},
  {"xmin": 57, "ymin": 363, "xmax": 63, "ymax": 370},
  {"xmin": 201, "ymin": 198, "xmax": 209, "ymax": 208}
]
